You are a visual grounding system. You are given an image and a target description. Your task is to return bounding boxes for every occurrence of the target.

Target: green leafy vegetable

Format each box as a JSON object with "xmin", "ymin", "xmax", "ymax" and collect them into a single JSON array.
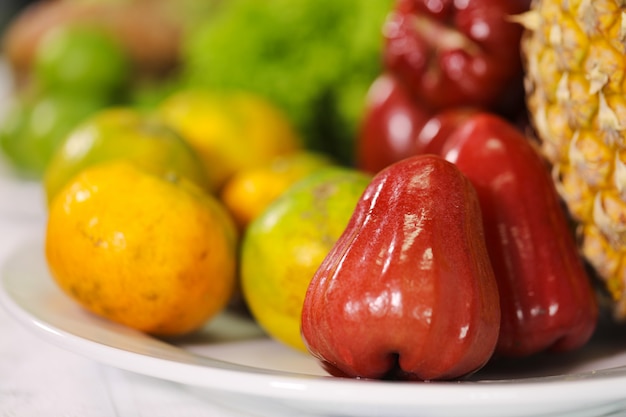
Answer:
[{"xmin": 180, "ymin": 0, "xmax": 393, "ymax": 165}]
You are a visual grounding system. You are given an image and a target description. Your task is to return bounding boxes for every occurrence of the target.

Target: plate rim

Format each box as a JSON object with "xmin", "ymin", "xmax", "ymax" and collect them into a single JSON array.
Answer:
[{"xmin": 3, "ymin": 239, "xmax": 626, "ymax": 415}]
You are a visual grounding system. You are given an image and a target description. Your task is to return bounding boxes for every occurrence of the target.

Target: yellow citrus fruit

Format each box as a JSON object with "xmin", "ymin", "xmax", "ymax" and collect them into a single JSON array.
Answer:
[
  {"xmin": 241, "ymin": 167, "xmax": 371, "ymax": 351},
  {"xmin": 45, "ymin": 161, "xmax": 237, "ymax": 337},
  {"xmin": 220, "ymin": 151, "xmax": 333, "ymax": 231},
  {"xmin": 43, "ymin": 107, "xmax": 210, "ymax": 205},
  {"xmin": 157, "ymin": 89, "xmax": 302, "ymax": 190}
]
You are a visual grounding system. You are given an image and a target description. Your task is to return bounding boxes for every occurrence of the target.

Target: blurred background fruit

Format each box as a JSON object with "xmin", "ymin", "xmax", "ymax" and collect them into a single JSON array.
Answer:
[
  {"xmin": 1, "ymin": 0, "xmax": 188, "ymax": 88},
  {"xmin": 0, "ymin": 92, "xmax": 108, "ymax": 177},
  {"xmin": 43, "ymin": 107, "xmax": 209, "ymax": 204},
  {"xmin": 32, "ymin": 24, "xmax": 130, "ymax": 99},
  {"xmin": 46, "ymin": 161, "xmax": 237, "ymax": 336},
  {"xmin": 356, "ymin": 73, "xmax": 432, "ymax": 173},
  {"xmin": 157, "ymin": 89, "xmax": 303, "ymax": 191},
  {"xmin": 355, "ymin": 0, "xmax": 532, "ymax": 175},
  {"xmin": 240, "ymin": 167, "xmax": 371, "ymax": 351},
  {"xmin": 382, "ymin": 0, "xmax": 529, "ymax": 116},
  {"xmin": 0, "ymin": 0, "xmax": 215, "ymax": 179},
  {"xmin": 0, "ymin": 9, "xmax": 135, "ymax": 178},
  {"xmin": 220, "ymin": 150, "xmax": 334, "ymax": 231}
]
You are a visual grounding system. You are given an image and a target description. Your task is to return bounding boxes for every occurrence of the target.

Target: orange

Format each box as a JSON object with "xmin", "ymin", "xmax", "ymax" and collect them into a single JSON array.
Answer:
[
  {"xmin": 157, "ymin": 89, "xmax": 302, "ymax": 190},
  {"xmin": 220, "ymin": 151, "xmax": 333, "ymax": 231},
  {"xmin": 241, "ymin": 167, "xmax": 372, "ymax": 351},
  {"xmin": 43, "ymin": 107, "xmax": 210, "ymax": 205},
  {"xmin": 45, "ymin": 161, "xmax": 237, "ymax": 336}
]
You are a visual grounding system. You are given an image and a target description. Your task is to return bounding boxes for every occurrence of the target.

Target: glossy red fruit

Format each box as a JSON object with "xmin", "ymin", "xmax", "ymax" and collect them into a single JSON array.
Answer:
[
  {"xmin": 356, "ymin": 73, "xmax": 431, "ymax": 174},
  {"xmin": 442, "ymin": 113, "xmax": 598, "ymax": 357},
  {"xmin": 301, "ymin": 154, "xmax": 500, "ymax": 381},
  {"xmin": 356, "ymin": 73, "xmax": 478, "ymax": 173},
  {"xmin": 414, "ymin": 107, "xmax": 478, "ymax": 155},
  {"xmin": 382, "ymin": 0, "xmax": 528, "ymax": 112}
]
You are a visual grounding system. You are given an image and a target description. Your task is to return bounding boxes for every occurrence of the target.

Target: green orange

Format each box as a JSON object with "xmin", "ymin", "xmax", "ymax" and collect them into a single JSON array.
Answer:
[
  {"xmin": 0, "ymin": 93, "xmax": 107, "ymax": 178},
  {"xmin": 33, "ymin": 24, "xmax": 130, "ymax": 97},
  {"xmin": 240, "ymin": 167, "xmax": 371, "ymax": 351},
  {"xmin": 43, "ymin": 107, "xmax": 209, "ymax": 204}
]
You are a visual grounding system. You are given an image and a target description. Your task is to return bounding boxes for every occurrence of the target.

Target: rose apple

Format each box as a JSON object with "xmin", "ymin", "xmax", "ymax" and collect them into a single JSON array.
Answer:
[
  {"xmin": 382, "ymin": 0, "xmax": 528, "ymax": 113},
  {"xmin": 301, "ymin": 154, "xmax": 500, "ymax": 381},
  {"xmin": 356, "ymin": 73, "xmax": 431, "ymax": 174},
  {"xmin": 442, "ymin": 113, "xmax": 598, "ymax": 357},
  {"xmin": 414, "ymin": 107, "xmax": 478, "ymax": 155}
]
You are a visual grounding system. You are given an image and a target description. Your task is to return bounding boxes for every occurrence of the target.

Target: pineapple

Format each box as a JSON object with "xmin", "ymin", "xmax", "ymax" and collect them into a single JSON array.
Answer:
[{"xmin": 519, "ymin": 0, "xmax": 626, "ymax": 319}]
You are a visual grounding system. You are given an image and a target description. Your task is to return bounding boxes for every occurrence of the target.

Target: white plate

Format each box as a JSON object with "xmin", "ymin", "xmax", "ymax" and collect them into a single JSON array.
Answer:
[{"xmin": 3, "ymin": 241, "xmax": 626, "ymax": 417}]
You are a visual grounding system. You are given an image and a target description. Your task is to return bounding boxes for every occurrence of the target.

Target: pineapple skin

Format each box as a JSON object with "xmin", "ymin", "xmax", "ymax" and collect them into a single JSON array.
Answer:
[{"xmin": 521, "ymin": 0, "xmax": 626, "ymax": 319}]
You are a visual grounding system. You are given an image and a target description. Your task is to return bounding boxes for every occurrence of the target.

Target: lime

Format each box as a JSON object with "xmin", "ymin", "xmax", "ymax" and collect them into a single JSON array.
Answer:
[
  {"xmin": 0, "ymin": 93, "xmax": 107, "ymax": 178},
  {"xmin": 33, "ymin": 25, "xmax": 130, "ymax": 97}
]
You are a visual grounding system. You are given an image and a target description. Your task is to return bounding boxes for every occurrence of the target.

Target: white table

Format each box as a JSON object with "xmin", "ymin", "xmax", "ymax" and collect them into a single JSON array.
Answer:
[{"xmin": 0, "ymin": 158, "xmax": 251, "ymax": 416}]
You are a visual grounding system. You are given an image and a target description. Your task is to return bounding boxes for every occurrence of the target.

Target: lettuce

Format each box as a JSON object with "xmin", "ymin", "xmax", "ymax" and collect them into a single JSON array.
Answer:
[{"xmin": 180, "ymin": 0, "xmax": 394, "ymax": 164}]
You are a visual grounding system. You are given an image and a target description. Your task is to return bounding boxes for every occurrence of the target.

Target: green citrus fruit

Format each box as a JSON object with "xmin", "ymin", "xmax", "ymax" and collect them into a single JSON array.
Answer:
[
  {"xmin": 0, "ymin": 93, "xmax": 107, "ymax": 178},
  {"xmin": 240, "ymin": 167, "xmax": 371, "ymax": 351},
  {"xmin": 33, "ymin": 25, "xmax": 130, "ymax": 97},
  {"xmin": 43, "ymin": 107, "xmax": 210, "ymax": 204}
]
